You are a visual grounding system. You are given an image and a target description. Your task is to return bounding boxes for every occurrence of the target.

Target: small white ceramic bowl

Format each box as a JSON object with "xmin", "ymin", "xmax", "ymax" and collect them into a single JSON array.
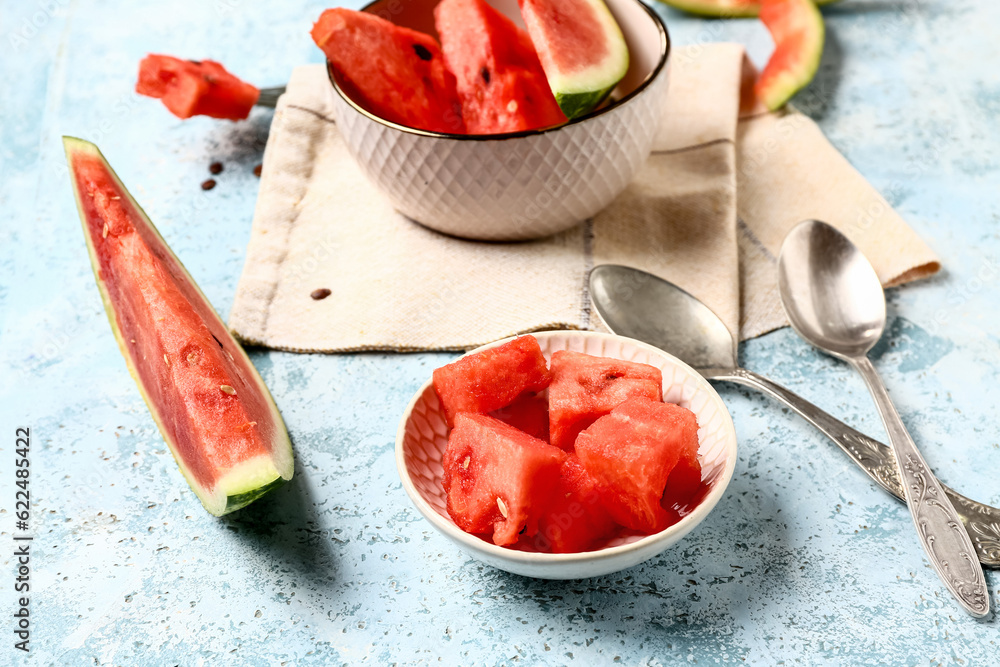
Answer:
[
  {"xmin": 395, "ymin": 331, "xmax": 738, "ymax": 580},
  {"xmin": 327, "ymin": 0, "xmax": 670, "ymax": 241}
]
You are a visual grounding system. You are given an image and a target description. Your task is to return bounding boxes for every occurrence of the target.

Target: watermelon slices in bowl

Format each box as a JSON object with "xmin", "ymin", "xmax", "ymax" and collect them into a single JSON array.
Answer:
[{"xmin": 396, "ymin": 331, "xmax": 738, "ymax": 579}]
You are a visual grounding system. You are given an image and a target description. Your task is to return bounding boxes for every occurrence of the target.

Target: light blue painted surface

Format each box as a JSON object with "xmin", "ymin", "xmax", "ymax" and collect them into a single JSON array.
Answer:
[{"xmin": 2, "ymin": 0, "xmax": 999, "ymax": 664}]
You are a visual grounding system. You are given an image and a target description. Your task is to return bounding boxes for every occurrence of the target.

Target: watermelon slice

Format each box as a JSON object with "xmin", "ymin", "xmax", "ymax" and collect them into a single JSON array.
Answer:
[
  {"xmin": 534, "ymin": 454, "xmax": 619, "ymax": 553},
  {"xmin": 136, "ymin": 55, "xmax": 260, "ymax": 121},
  {"xmin": 311, "ymin": 8, "xmax": 465, "ymax": 134},
  {"xmin": 489, "ymin": 391, "xmax": 550, "ymax": 442},
  {"xmin": 517, "ymin": 0, "xmax": 630, "ymax": 119},
  {"xmin": 433, "ymin": 336, "xmax": 552, "ymax": 428},
  {"xmin": 755, "ymin": 0, "xmax": 825, "ymax": 110},
  {"xmin": 435, "ymin": 0, "xmax": 566, "ymax": 134},
  {"xmin": 655, "ymin": 0, "xmax": 837, "ymax": 18},
  {"xmin": 659, "ymin": 449, "xmax": 703, "ymax": 514},
  {"xmin": 575, "ymin": 397, "xmax": 699, "ymax": 533},
  {"xmin": 547, "ymin": 350, "xmax": 662, "ymax": 450},
  {"xmin": 443, "ymin": 413, "xmax": 566, "ymax": 546},
  {"xmin": 64, "ymin": 137, "xmax": 294, "ymax": 516}
]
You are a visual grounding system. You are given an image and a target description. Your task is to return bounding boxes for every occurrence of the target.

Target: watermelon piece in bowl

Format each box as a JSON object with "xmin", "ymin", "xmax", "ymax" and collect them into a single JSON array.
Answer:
[
  {"xmin": 435, "ymin": 0, "xmax": 566, "ymax": 134},
  {"xmin": 443, "ymin": 413, "xmax": 566, "ymax": 546},
  {"xmin": 311, "ymin": 8, "xmax": 465, "ymax": 134},
  {"xmin": 547, "ymin": 350, "xmax": 662, "ymax": 450},
  {"xmin": 136, "ymin": 55, "xmax": 259, "ymax": 121},
  {"xmin": 397, "ymin": 331, "xmax": 738, "ymax": 579},
  {"xmin": 433, "ymin": 335, "xmax": 552, "ymax": 428},
  {"xmin": 533, "ymin": 454, "xmax": 620, "ymax": 553},
  {"xmin": 64, "ymin": 137, "xmax": 293, "ymax": 516},
  {"xmin": 575, "ymin": 396, "xmax": 700, "ymax": 533}
]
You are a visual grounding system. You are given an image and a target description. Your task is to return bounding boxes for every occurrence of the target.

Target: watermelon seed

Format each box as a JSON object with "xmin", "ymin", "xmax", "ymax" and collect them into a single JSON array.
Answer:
[
  {"xmin": 480, "ymin": 67, "xmax": 490, "ymax": 84},
  {"xmin": 496, "ymin": 497, "xmax": 508, "ymax": 519},
  {"xmin": 412, "ymin": 44, "xmax": 432, "ymax": 61},
  {"xmin": 111, "ymin": 196, "xmax": 120, "ymax": 200},
  {"xmin": 102, "ymin": 223, "xmax": 109, "ymax": 239},
  {"xmin": 462, "ymin": 456, "xmax": 470, "ymax": 470},
  {"xmin": 506, "ymin": 100, "xmax": 518, "ymax": 113},
  {"xmin": 211, "ymin": 333, "xmax": 224, "ymax": 349},
  {"xmin": 187, "ymin": 353, "xmax": 198, "ymax": 363},
  {"xmin": 163, "ymin": 354, "xmax": 170, "ymax": 366},
  {"xmin": 220, "ymin": 385, "xmax": 236, "ymax": 395}
]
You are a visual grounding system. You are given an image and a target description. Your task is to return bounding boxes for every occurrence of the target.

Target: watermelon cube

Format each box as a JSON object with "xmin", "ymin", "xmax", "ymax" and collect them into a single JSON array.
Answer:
[
  {"xmin": 434, "ymin": 0, "xmax": 566, "ymax": 134},
  {"xmin": 547, "ymin": 350, "xmax": 662, "ymax": 450},
  {"xmin": 136, "ymin": 55, "xmax": 260, "ymax": 121},
  {"xmin": 489, "ymin": 391, "xmax": 550, "ymax": 442},
  {"xmin": 433, "ymin": 336, "xmax": 552, "ymax": 427},
  {"xmin": 575, "ymin": 397, "xmax": 700, "ymax": 533},
  {"xmin": 311, "ymin": 8, "xmax": 465, "ymax": 134},
  {"xmin": 443, "ymin": 413, "xmax": 566, "ymax": 546},
  {"xmin": 534, "ymin": 454, "xmax": 619, "ymax": 553}
]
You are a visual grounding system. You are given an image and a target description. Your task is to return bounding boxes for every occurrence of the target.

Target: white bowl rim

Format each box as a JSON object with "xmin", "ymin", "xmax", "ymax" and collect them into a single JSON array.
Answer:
[
  {"xmin": 326, "ymin": 0, "xmax": 671, "ymax": 141},
  {"xmin": 394, "ymin": 330, "xmax": 739, "ymax": 569}
]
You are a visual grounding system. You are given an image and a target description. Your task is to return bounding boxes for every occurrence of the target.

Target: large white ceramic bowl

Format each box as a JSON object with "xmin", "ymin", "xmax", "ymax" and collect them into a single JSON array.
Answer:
[
  {"xmin": 328, "ymin": 0, "xmax": 670, "ymax": 241},
  {"xmin": 395, "ymin": 331, "xmax": 738, "ymax": 579}
]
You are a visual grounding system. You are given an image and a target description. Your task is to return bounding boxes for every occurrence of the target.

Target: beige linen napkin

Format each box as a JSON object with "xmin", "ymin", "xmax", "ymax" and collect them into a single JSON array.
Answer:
[{"xmin": 229, "ymin": 43, "xmax": 940, "ymax": 353}]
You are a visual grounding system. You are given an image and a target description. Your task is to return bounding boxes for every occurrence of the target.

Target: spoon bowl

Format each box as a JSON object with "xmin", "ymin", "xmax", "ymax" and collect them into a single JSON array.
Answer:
[{"xmin": 777, "ymin": 221, "xmax": 887, "ymax": 359}]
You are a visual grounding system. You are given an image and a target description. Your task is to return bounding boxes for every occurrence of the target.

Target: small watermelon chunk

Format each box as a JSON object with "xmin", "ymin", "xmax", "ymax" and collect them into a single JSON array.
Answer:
[
  {"xmin": 64, "ymin": 137, "xmax": 293, "ymax": 516},
  {"xmin": 490, "ymin": 391, "xmax": 550, "ymax": 442},
  {"xmin": 517, "ymin": 0, "xmax": 629, "ymax": 119},
  {"xmin": 535, "ymin": 455, "xmax": 619, "ymax": 553},
  {"xmin": 136, "ymin": 55, "xmax": 260, "ymax": 121},
  {"xmin": 433, "ymin": 336, "xmax": 552, "ymax": 428},
  {"xmin": 576, "ymin": 397, "xmax": 699, "ymax": 533},
  {"xmin": 435, "ymin": 0, "xmax": 566, "ymax": 134},
  {"xmin": 443, "ymin": 413, "xmax": 566, "ymax": 545},
  {"xmin": 547, "ymin": 350, "xmax": 662, "ymax": 450},
  {"xmin": 754, "ymin": 0, "xmax": 825, "ymax": 110},
  {"xmin": 311, "ymin": 8, "xmax": 465, "ymax": 134}
]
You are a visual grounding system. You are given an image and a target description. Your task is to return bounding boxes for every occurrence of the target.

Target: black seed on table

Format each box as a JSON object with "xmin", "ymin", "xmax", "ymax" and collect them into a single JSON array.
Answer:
[
  {"xmin": 201, "ymin": 179, "xmax": 216, "ymax": 191},
  {"xmin": 412, "ymin": 44, "xmax": 432, "ymax": 61},
  {"xmin": 480, "ymin": 67, "xmax": 490, "ymax": 84},
  {"xmin": 253, "ymin": 164, "xmax": 262, "ymax": 178},
  {"xmin": 311, "ymin": 288, "xmax": 332, "ymax": 300},
  {"xmin": 209, "ymin": 161, "xmax": 223, "ymax": 175}
]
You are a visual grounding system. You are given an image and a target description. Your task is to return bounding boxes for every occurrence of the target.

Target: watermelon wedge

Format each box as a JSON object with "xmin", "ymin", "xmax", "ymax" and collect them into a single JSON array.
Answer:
[
  {"xmin": 136, "ymin": 55, "xmax": 260, "ymax": 121},
  {"xmin": 311, "ymin": 8, "xmax": 465, "ymax": 134},
  {"xmin": 655, "ymin": 0, "xmax": 837, "ymax": 18},
  {"xmin": 435, "ymin": 0, "xmax": 566, "ymax": 134},
  {"xmin": 755, "ymin": 0, "xmax": 825, "ymax": 110},
  {"xmin": 64, "ymin": 137, "xmax": 294, "ymax": 516},
  {"xmin": 517, "ymin": 0, "xmax": 630, "ymax": 119}
]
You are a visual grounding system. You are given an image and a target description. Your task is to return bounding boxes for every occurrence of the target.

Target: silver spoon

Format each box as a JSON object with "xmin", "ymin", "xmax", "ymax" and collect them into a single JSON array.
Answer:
[
  {"xmin": 777, "ymin": 220, "xmax": 989, "ymax": 618},
  {"xmin": 589, "ymin": 264, "xmax": 1000, "ymax": 567}
]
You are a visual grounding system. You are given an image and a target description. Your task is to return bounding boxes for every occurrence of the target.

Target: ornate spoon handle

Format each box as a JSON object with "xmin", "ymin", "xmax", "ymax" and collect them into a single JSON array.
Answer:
[
  {"xmin": 850, "ymin": 356, "xmax": 989, "ymax": 617},
  {"xmin": 707, "ymin": 367, "xmax": 1000, "ymax": 568}
]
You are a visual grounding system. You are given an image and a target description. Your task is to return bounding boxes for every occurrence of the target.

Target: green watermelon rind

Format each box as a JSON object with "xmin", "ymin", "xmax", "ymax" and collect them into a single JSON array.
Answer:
[
  {"xmin": 655, "ymin": 0, "xmax": 839, "ymax": 18},
  {"xmin": 755, "ymin": 0, "xmax": 825, "ymax": 111},
  {"xmin": 527, "ymin": 0, "xmax": 630, "ymax": 120},
  {"xmin": 63, "ymin": 136, "xmax": 294, "ymax": 517}
]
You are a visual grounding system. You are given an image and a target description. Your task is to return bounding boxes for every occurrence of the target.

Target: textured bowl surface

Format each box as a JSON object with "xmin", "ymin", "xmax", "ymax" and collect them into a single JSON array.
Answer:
[
  {"xmin": 329, "ymin": 0, "xmax": 670, "ymax": 241},
  {"xmin": 395, "ymin": 331, "xmax": 738, "ymax": 579}
]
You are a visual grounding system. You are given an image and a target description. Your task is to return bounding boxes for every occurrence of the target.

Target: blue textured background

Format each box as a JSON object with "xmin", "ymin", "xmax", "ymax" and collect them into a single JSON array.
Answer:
[{"xmin": 2, "ymin": 0, "xmax": 999, "ymax": 664}]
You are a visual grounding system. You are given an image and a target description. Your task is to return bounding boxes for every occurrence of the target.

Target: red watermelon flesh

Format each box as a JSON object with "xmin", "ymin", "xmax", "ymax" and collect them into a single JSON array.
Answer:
[
  {"xmin": 575, "ymin": 397, "xmax": 700, "ymax": 533},
  {"xmin": 136, "ymin": 55, "xmax": 259, "ymax": 121},
  {"xmin": 311, "ymin": 8, "xmax": 465, "ymax": 134},
  {"xmin": 490, "ymin": 391, "xmax": 550, "ymax": 442},
  {"xmin": 434, "ymin": 0, "xmax": 566, "ymax": 134},
  {"xmin": 443, "ymin": 413, "xmax": 566, "ymax": 546},
  {"xmin": 433, "ymin": 336, "xmax": 552, "ymax": 428},
  {"xmin": 64, "ymin": 138, "xmax": 293, "ymax": 516},
  {"xmin": 660, "ymin": 450, "xmax": 703, "ymax": 514},
  {"xmin": 534, "ymin": 454, "xmax": 620, "ymax": 553},
  {"xmin": 547, "ymin": 350, "xmax": 662, "ymax": 450}
]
